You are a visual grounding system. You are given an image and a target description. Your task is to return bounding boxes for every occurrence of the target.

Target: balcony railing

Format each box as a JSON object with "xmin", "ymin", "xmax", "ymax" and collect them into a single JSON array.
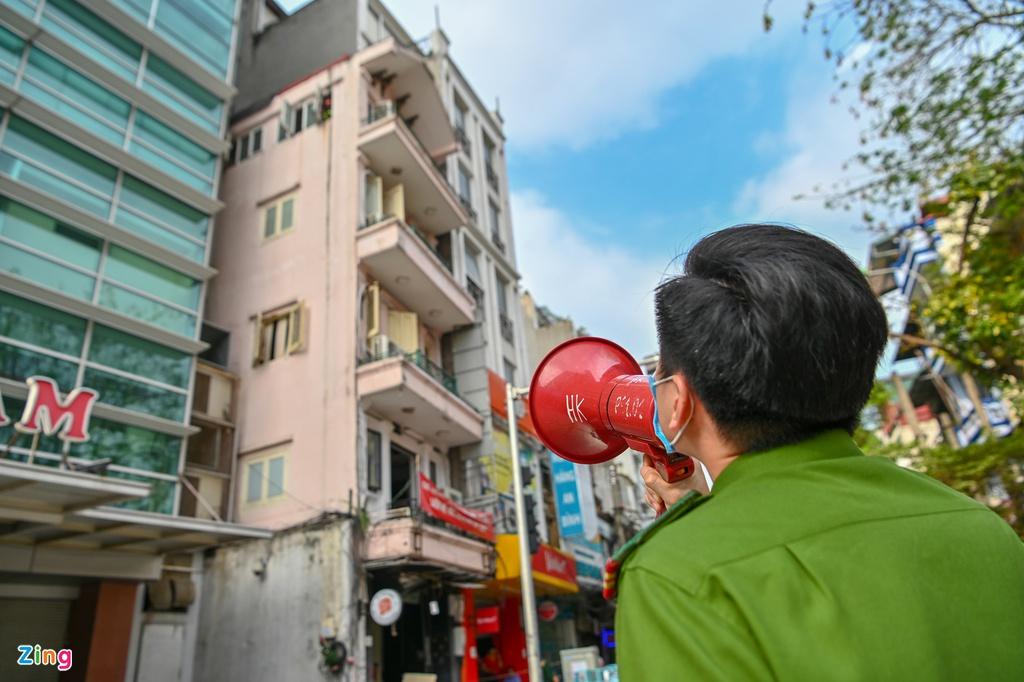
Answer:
[
  {"xmin": 455, "ymin": 126, "xmax": 471, "ymax": 156},
  {"xmin": 499, "ymin": 313, "xmax": 514, "ymax": 343},
  {"xmin": 491, "ymin": 229, "xmax": 506, "ymax": 254},
  {"xmin": 361, "ymin": 335, "xmax": 461, "ymax": 397},
  {"xmin": 486, "ymin": 165, "xmax": 499, "ymax": 191},
  {"xmin": 365, "ymin": 100, "xmax": 397, "ymax": 125}
]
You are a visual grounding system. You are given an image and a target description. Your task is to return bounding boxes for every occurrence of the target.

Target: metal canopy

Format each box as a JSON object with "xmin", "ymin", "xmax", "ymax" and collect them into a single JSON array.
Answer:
[
  {"xmin": 0, "ymin": 459, "xmax": 149, "ymax": 525},
  {"xmin": 0, "ymin": 460, "xmax": 271, "ymax": 580}
]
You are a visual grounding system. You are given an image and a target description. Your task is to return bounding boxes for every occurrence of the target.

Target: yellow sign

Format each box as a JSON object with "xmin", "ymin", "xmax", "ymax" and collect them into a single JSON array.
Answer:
[{"xmin": 487, "ymin": 429, "xmax": 514, "ymax": 494}]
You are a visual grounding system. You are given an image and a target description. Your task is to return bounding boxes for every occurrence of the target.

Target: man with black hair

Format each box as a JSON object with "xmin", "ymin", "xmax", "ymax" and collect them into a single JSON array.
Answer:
[{"xmin": 614, "ymin": 225, "xmax": 1024, "ymax": 680}]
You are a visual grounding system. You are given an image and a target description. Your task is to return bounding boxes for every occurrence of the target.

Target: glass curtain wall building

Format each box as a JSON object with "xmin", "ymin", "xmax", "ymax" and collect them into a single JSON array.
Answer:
[{"xmin": 0, "ymin": 0, "xmax": 238, "ymax": 514}]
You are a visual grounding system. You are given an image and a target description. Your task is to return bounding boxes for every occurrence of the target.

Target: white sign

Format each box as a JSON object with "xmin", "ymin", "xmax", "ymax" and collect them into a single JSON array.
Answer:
[{"xmin": 369, "ymin": 589, "xmax": 402, "ymax": 626}]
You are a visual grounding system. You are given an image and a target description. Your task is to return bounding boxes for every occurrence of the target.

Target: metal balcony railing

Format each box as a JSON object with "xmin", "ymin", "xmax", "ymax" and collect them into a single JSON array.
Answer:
[
  {"xmin": 361, "ymin": 336, "xmax": 461, "ymax": 398},
  {"xmin": 365, "ymin": 100, "xmax": 396, "ymax": 125},
  {"xmin": 486, "ymin": 165, "xmax": 499, "ymax": 191}
]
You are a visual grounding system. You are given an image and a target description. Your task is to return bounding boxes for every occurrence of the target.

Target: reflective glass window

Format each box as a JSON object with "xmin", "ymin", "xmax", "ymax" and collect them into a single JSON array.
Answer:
[
  {"xmin": 0, "ymin": 242, "xmax": 95, "ymax": 300},
  {"xmin": 82, "ymin": 366, "xmax": 186, "ymax": 421},
  {"xmin": 0, "ymin": 342, "xmax": 79, "ymax": 387},
  {"xmin": 0, "ymin": 290, "xmax": 86, "ymax": 355},
  {"xmin": 114, "ymin": 176, "xmax": 208, "ymax": 261},
  {"xmin": 41, "ymin": 0, "xmax": 142, "ymax": 83},
  {"xmin": 97, "ymin": 283, "xmax": 195, "ymax": 336},
  {"xmin": 70, "ymin": 417, "xmax": 182, "ymax": 475},
  {"xmin": 142, "ymin": 54, "xmax": 223, "ymax": 134},
  {"xmin": 21, "ymin": 48, "xmax": 131, "ymax": 146},
  {"xmin": 0, "ymin": 198, "xmax": 102, "ymax": 272},
  {"xmin": 130, "ymin": 112, "xmax": 215, "ymax": 193},
  {"xmin": 155, "ymin": 0, "xmax": 232, "ymax": 77},
  {"xmin": 0, "ymin": 116, "xmax": 117, "ymax": 217},
  {"xmin": 0, "ymin": 397, "xmax": 65, "ymax": 456},
  {"xmin": 103, "ymin": 246, "xmax": 200, "ymax": 310},
  {"xmin": 113, "ymin": 0, "xmax": 152, "ymax": 24},
  {"xmin": 89, "ymin": 324, "xmax": 191, "ymax": 388},
  {"xmin": 108, "ymin": 471, "xmax": 177, "ymax": 514},
  {"xmin": 0, "ymin": 26, "xmax": 25, "ymax": 86}
]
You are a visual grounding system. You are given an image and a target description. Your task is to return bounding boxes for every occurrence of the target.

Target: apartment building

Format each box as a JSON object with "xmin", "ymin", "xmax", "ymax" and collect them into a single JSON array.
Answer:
[
  {"xmin": 0, "ymin": 1, "xmax": 271, "ymax": 680},
  {"xmin": 190, "ymin": 1, "xmax": 579, "ymax": 680}
]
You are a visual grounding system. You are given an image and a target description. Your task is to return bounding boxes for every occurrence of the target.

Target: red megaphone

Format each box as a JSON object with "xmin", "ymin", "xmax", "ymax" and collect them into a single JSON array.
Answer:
[{"xmin": 528, "ymin": 337, "xmax": 695, "ymax": 483}]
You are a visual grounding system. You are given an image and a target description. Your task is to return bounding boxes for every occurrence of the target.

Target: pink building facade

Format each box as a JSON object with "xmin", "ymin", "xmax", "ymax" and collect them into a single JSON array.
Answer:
[{"xmin": 196, "ymin": 2, "xmax": 538, "ymax": 680}]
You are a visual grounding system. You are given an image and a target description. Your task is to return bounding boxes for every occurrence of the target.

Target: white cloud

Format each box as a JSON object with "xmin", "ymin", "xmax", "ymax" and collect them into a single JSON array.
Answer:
[
  {"xmin": 511, "ymin": 190, "xmax": 682, "ymax": 357},
  {"xmin": 732, "ymin": 74, "xmax": 883, "ymax": 263},
  {"xmin": 385, "ymin": 0, "xmax": 804, "ymax": 150}
]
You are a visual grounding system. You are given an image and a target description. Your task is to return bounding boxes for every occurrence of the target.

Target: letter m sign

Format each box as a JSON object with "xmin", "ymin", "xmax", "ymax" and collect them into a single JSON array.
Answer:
[{"xmin": 13, "ymin": 376, "xmax": 99, "ymax": 443}]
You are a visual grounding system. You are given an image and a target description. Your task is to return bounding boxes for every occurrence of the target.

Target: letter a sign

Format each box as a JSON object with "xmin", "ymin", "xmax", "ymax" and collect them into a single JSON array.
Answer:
[{"xmin": 0, "ymin": 376, "xmax": 99, "ymax": 443}]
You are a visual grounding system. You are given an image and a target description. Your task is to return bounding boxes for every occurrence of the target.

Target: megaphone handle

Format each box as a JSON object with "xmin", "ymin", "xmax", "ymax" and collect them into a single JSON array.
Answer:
[{"xmin": 653, "ymin": 453, "xmax": 695, "ymax": 484}]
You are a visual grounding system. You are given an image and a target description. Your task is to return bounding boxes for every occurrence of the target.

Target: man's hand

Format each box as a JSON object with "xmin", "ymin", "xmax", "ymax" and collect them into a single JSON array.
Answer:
[{"xmin": 641, "ymin": 455, "xmax": 710, "ymax": 514}]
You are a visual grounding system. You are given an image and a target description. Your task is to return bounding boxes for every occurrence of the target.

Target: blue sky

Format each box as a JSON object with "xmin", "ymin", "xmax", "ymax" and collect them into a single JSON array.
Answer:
[{"xmin": 280, "ymin": 0, "xmax": 886, "ymax": 356}]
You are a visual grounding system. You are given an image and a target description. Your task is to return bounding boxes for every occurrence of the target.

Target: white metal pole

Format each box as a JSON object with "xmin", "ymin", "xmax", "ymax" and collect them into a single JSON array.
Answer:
[{"xmin": 508, "ymin": 383, "xmax": 542, "ymax": 682}]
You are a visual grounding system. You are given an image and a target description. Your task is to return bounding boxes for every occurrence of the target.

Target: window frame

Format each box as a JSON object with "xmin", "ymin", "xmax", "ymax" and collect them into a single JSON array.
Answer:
[
  {"xmin": 253, "ymin": 301, "xmax": 308, "ymax": 366},
  {"xmin": 242, "ymin": 450, "xmax": 288, "ymax": 506},
  {"xmin": 261, "ymin": 193, "xmax": 297, "ymax": 241}
]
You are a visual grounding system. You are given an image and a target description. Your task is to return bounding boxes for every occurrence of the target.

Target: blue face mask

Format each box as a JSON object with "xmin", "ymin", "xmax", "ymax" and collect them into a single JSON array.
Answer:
[{"xmin": 647, "ymin": 374, "xmax": 690, "ymax": 454}]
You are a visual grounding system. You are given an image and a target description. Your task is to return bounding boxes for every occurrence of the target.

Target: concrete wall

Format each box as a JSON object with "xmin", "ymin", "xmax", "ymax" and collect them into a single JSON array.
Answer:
[
  {"xmin": 194, "ymin": 518, "xmax": 359, "ymax": 682},
  {"xmin": 233, "ymin": 0, "xmax": 361, "ymax": 116}
]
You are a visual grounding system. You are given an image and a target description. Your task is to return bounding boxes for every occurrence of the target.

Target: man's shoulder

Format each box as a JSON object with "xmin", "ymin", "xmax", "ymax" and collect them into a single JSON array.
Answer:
[{"xmin": 619, "ymin": 453, "xmax": 994, "ymax": 594}]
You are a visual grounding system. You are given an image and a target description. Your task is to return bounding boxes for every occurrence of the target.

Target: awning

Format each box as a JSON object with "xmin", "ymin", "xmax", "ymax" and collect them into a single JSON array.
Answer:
[
  {"xmin": 0, "ymin": 461, "xmax": 271, "ymax": 580},
  {"xmin": 489, "ymin": 534, "xmax": 578, "ymax": 595},
  {"xmin": 0, "ymin": 458, "xmax": 149, "ymax": 524}
]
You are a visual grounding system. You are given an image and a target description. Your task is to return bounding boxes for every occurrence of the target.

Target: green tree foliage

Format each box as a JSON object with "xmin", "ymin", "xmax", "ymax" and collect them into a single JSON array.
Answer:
[
  {"xmin": 765, "ymin": 1, "xmax": 1024, "ymax": 217},
  {"xmin": 922, "ymin": 198, "xmax": 1024, "ymax": 385}
]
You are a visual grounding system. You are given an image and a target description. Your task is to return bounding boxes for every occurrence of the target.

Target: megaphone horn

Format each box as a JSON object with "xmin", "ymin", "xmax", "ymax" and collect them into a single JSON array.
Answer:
[{"xmin": 528, "ymin": 337, "xmax": 695, "ymax": 483}]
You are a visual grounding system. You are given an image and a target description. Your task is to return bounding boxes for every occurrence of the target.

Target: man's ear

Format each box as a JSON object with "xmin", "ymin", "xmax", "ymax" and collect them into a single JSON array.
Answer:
[{"xmin": 666, "ymin": 373, "xmax": 691, "ymax": 432}]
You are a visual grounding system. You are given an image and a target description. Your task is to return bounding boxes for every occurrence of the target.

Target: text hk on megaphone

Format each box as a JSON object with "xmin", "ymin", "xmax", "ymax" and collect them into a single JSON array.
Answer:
[{"xmin": 528, "ymin": 337, "xmax": 695, "ymax": 483}]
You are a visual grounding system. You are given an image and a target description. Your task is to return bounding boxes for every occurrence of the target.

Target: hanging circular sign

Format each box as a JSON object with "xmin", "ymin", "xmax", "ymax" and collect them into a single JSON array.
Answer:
[
  {"xmin": 370, "ymin": 589, "xmax": 403, "ymax": 626},
  {"xmin": 538, "ymin": 600, "xmax": 559, "ymax": 622}
]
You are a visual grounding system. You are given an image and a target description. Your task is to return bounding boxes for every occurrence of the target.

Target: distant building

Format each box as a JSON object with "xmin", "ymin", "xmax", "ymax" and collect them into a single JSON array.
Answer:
[{"xmin": 868, "ymin": 202, "xmax": 1018, "ymax": 449}]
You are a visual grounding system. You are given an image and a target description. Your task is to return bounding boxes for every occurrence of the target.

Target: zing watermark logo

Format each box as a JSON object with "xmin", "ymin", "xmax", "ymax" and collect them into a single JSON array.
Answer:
[{"xmin": 17, "ymin": 645, "xmax": 73, "ymax": 672}]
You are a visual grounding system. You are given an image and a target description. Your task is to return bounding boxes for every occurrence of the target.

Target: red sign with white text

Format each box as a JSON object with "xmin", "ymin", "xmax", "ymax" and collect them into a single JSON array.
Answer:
[
  {"xmin": 531, "ymin": 544, "xmax": 577, "ymax": 586},
  {"xmin": 419, "ymin": 474, "xmax": 496, "ymax": 542},
  {"xmin": 476, "ymin": 605, "xmax": 500, "ymax": 635}
]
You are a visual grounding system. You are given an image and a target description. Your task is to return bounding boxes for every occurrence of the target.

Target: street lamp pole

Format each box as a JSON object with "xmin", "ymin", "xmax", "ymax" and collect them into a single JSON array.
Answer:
[{"xmin": 507, "ymin": 382, "xmax": 542, "ymax": 682}]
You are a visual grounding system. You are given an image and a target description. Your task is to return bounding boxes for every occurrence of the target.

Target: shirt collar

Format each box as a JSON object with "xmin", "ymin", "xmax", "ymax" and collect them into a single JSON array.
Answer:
[{"xmin": 711, "ymin": 429, "xmax": 863, "ymax": 493}]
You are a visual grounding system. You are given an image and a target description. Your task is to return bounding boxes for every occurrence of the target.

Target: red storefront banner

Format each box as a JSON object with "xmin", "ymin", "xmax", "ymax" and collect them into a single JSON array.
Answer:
[
  {"xmin": 419, "ymin": 474, "xmax": 496, "ymax": 542},
  {"xmin": 475, "ymin": 605, "xmax": 500, "ymax": 635},
  {"xmin": 532, "ymin": 543, "xmax": 577, "ymax": 586}
]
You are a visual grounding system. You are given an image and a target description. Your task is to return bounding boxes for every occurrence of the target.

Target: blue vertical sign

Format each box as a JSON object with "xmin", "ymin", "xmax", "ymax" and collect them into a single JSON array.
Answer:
[{"xmin": 550, "ymin": 452, "xmax": 585, "ymax": 537}]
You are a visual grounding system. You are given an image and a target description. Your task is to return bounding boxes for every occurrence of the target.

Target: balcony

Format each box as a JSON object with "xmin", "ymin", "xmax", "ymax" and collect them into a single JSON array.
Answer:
[
  {"xmin": 364, "ymin": 512, "xmax": 494, "ymax": 577},
  {"xmin": 357, "ymin": 217, "xmax": 475, "ymax": 332},
  {"xmin": 357, "ymin": 337, "xmax": 483, "ymax": 448},
  {"xmin": 360, "ymin": 107, "xmax": 469, "ymax": 235},
  {"xmin": 486, "ymin": 165, "xmax": 499, "ymax": 191}
]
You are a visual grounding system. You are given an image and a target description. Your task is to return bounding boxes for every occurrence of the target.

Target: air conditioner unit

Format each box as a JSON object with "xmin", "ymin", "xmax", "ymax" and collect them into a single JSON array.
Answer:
[
  {"xmin": 368, "ymin": 334, "xmax": 390, "ymax": 360},
  {"xmin": 445, "ymin": 487, "xmax": 464, "ymax": 504}
]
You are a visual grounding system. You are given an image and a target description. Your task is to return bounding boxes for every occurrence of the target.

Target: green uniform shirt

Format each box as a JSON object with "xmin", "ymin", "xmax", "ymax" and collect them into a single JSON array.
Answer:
[{"xmin": 616, "ymin": 430, "xmax": 1024, "ymax": 681}]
